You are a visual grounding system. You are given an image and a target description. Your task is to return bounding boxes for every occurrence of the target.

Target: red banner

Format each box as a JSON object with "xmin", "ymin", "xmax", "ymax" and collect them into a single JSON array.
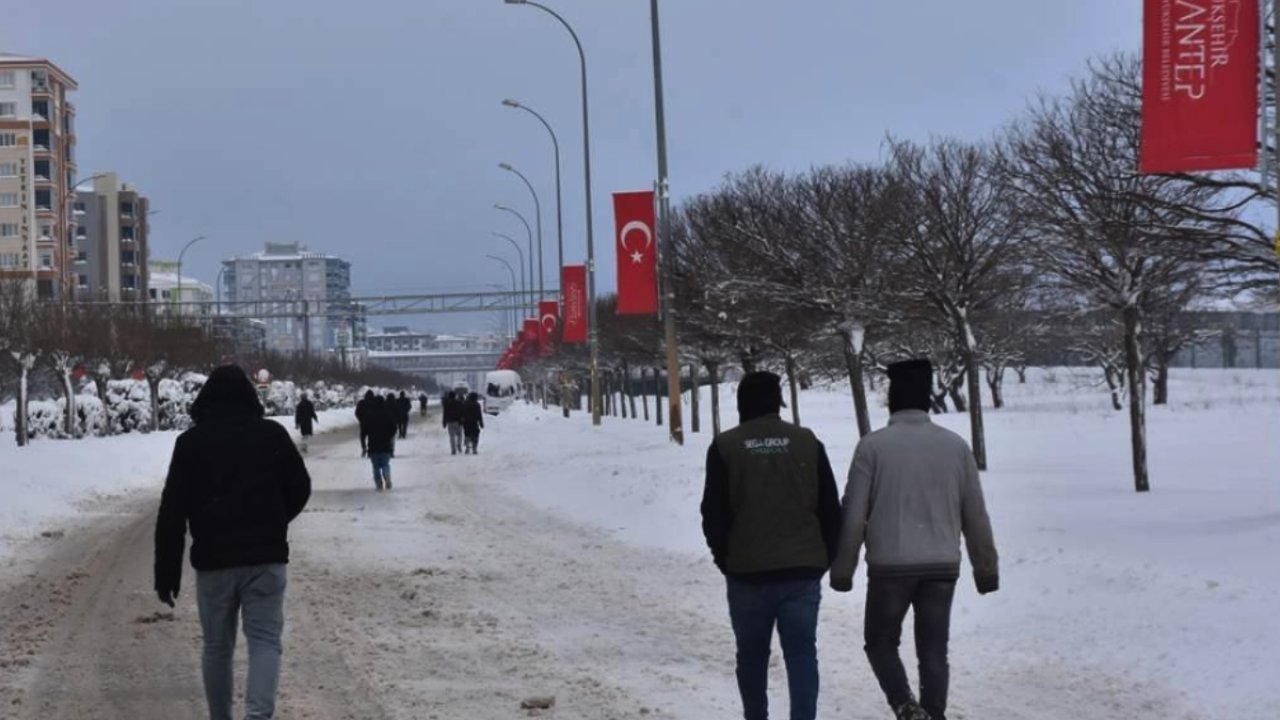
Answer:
[
  {"xmin": 613, "ymin": 191, "xmax": 660, "ymax": 315},
  {"xmin": 562, "ymin": 265, "xmax": 588, "ymax": 344},
  {"xmin": 1140, "ymin": 0, "xmax": 1259, "ymax": 173},
  {"xmin": 523, "ymin": 318, "xmax": 541, "ymax": 351},
  {"xmin": 538, "ymin": 300, "xmax": 559, "ymax": 349}
]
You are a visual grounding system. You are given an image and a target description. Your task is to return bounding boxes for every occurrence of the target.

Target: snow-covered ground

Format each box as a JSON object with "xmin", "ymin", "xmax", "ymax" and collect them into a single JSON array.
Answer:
[
  {"xmin": 0, "ymin": 368, "xmax": 1275, "ymax": 719},
  {"xmin": 0, "ymin": 408, "xmax": 358, "ymax": 557}
]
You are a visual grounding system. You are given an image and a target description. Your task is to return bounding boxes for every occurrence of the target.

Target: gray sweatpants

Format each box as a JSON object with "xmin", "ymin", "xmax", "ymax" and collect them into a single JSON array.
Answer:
[
  {"xmin": 447, "ymin": 422, "xmax": 464, "ymax": 454},
  {"xmin": 196, "ymin": 563, "xmax": 288, "ymax": 720}
]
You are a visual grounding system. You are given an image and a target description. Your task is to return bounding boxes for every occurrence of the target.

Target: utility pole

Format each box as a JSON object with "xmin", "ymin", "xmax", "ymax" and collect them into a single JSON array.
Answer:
[{"xmin": 651, "ymin": 0, "xmax": 684, "ymax": 445}]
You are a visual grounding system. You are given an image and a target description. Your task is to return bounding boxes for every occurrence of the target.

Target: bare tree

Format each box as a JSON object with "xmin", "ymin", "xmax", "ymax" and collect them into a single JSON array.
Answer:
[{"xmin": 0, "ymin": 280, "xmax": 40, "ymax": 446}]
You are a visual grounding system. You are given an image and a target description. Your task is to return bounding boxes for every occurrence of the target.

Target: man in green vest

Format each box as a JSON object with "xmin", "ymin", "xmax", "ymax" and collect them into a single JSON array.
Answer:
[{"xmin": 701, "ymin": 371, "xmax": 842, "ymax": 720}]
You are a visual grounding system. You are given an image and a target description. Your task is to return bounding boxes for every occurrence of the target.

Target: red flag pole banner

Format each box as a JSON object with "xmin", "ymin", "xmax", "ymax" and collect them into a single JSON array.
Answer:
[
  {"xmin": 613, "ymin": 190, "xmax": 660, "ymax": 315},
  {"xmin": 538, "ymin": 300, "xmax": 560, "ymax": 352},
  {"xmin": 1140, "ymin": 0, "xmax": 1258, "ymax": 173},
  {"xmin": 523, "ymin": 318, "xmax": 542, "ymax": 353},
  {"xmin": 562, "ymin": 265, "xmax": 588, "ymax": 344}
]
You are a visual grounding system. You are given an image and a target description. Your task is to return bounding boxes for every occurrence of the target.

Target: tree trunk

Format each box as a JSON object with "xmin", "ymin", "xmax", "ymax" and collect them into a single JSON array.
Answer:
[
  {"xmin": 740, "ymin": 349, "xmax": 757, "ymax": 374},
  {"xmin": 15, "ymin": 357, "xmax": 32, "ymax": 446},
  {"xmin": 1122, "ymin": 306, "xmax": 1150, "ymax": 492},
  {"xmin": 654, "ymin": 367, "xmax": 664, "ymax": 427},
  {"xmin": 627, "ymin": 364, "xmax": 638, "ymax": 420},
  {"xmin": 707, "ymin": 361, "xmax": 722, "ymax": 435},
  {"xmin": 617, "ymin": 370, "xmax": 627, "ymax": 419},
  {"xmin": 689, "ymin": 364, "xmax": 700, "ymax": 433},
  {"xmin": 1015, "ymin": 365, "xmax": 1028, "ymax": 384},
  {"xmin": 148, "ymin": 376, "xmax": 162, "ymax": 432},
  {"xmin": 948, "ymin": 380, "xmax": 967, "ymax": 413},
  {"xmin": 964, "ymin": 350, "xmax": 988, "ymax": 470},
  {"xmin": 1103, "ymin": 365, "xmax": 1124, "ymax": 411},
  {"xmin": 841, "ymin": 333, "xmax": 872, "ymax": 438},
  {"xmin": 1152, "ymin": 356, "xmax": 1170, "ymax": 406},
  {"xmin": 92, "ymin": 374, "xmax": 113, "ymax": 436},
  {"xmin": 784, "ymin": 351, "xmax": 801, "ymax": 426},
  {"xmin": 641, "ymin": 368, "xmax": 650, "ymax": 421},
  {"xmin": 985, "ymin": 365, "xmax": 1005, "ymax": 410},
  {"xmin": 57, "ymin": 366, "xmax": 77, "ymax": 438}
]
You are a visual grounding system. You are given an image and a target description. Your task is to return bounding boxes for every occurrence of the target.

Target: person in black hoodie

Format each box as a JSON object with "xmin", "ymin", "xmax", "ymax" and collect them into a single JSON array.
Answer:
[
  {"xmin": 461, "ymin": 392, "xmax": 485, "ymax": 454},
  {"xmin": 366, "ymin": 394, "xmax": 398, "ymax": 490},
  {"xmin": 442, "ymin": 391, "xmax": 464, "ymax": 455},
  {"xmin": 355, "ymin": 389, "xmax": 375, "ymax": 457},
  {"xmin": 700, "ymin": 371, "xmax": 841, "ymax": 720},
  {"xmin": 396, "ymin": 391, "xmax": 411, "ymax": 439},
  {"xmin": 154, "ymin": 364, "xmax": 311, "ymax": 720},
  {"xmin": 294, "ymin": 393, "xmax": 319, "ymax": 453}
]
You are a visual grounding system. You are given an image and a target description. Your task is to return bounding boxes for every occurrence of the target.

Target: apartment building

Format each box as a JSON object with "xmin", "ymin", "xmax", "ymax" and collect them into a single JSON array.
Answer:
[
  {"xmin": 222, "ymin": 242, "xmax": 361, "ymax": 355},
  {"xmin": 73, "ymin": 172, "xmax": 150, "ymax": 301},
  {"xmin": 148, "ymin": 259, "xmax": 212, "ymax": 314},
  {"xmin": 0, "ymin": 54, "xmax": 78, "ymax": 298}
]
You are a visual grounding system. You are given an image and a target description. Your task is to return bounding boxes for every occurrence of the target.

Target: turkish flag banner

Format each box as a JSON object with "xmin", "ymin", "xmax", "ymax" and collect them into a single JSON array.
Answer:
[
  {"xmin": 523, "ymin": 318, "xmax": 541, "ymax": 351},
  {"xmin": 613, "ymin": 191, "xmax": 660, "ymax": 315},
  {"xmin": 562, "ymin": 265, "xmax": 588, "ymax": 344},
  {"xmin": 1140, "ymin": 0, "xmax": 1258, "ymax": 173},
  {"xmin": 538, "ymin": 300, "xmax": 560, "ymax": 349}
]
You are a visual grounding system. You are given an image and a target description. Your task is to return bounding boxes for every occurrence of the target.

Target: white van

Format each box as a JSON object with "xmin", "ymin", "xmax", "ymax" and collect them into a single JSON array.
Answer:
[{"xmin": 484, "ymin": 370, "xmax": 522, "ymax": 415}]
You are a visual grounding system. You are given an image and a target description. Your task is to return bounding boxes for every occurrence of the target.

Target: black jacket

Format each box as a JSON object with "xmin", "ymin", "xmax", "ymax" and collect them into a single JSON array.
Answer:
[
  {"xmin": 366, "ymin": 402, "xmax": 398, "ymax": 454},
  {"xmin": 295, "ymin": 399, "xmax": 318, "ymax": 435},
  {"xmin": 461, "ymin": 398, "xmax": 485, "ymax": 435},
  {"xmin": 397, "ymin": 396, "xmax": 412, "ymax": 420},
  {"xmin": 154, "ymin": 417, "xmax": 311, "ymax": 595},
  {"xmin": 701, "ymin": 413, "xmax": 841, "ymax": 583},
  {"xmin": 355, "ymin": 397, "xmax": 371, "ymax": 429},
  {"xmin": 442, "ymin": 396, "xmax": 463, "ymax": 426}
]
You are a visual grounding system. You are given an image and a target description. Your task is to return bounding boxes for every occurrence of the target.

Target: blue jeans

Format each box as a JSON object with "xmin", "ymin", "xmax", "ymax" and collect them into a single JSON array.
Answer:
[
  {"xmin": 196, "ymin": 563, "xmax": 287, "ymax": 720},
  {"xmin": 369, "ymin": 452, "xmax": 392, "ymax": 488},
  {"xmin": 726, "ymin": 577, "xmax": 821, "ymax": 720}
]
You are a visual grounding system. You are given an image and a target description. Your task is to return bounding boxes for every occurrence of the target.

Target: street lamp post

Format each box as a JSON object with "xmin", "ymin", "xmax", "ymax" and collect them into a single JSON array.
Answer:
[
  {"xmin": 501, "ymin": 99, "xmax": 563, "ymax": 305},
  {"xmin": 498, "ymin": 162, "xmax": 544, "ymax": 302},
  {"xmin": 176, "ymin": 235, "xmax": 207, "ymax": 317},
  {"xmin": 486, "ymin": 254, "xmax": 520, "ymax": 339},
  {"xmin": 491, "ymin": 232, "xmax": 529, "ymax": 315},
  {"xmin": 504, "ymin": 0, "xmax": 602, "ymax": 426},
  {"xmin": 494, "ymin": 204, "xmax": 536, "ymax": 308},
  {"xmin": 649, "ymin": 0, "xmax": 684, "ymax": 445}
]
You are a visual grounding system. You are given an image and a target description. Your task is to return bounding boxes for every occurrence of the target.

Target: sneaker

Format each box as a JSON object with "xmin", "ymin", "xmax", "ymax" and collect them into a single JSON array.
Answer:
[
  {"xmin": 894, "ymin": 700, "xmax": 931, "ymax": 720},
  {"xmin": 385, "ymin": 478, "xmax": 392, "ymax": 489},
  {"xmin": 375, "ymin": 486, "xmax": 384, "ymax": 492}
]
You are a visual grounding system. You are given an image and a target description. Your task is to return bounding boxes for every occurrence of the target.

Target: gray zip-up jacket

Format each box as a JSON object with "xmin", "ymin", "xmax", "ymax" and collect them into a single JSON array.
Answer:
[{"xmin": 830, "ymin": 410, "xmax": 998, "ymax": 593}]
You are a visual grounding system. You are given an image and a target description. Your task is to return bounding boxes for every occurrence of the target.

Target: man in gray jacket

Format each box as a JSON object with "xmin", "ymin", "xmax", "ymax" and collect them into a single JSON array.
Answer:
[{"xmin": 830, "ymin": 359, "xmax": 998, "ymax": 720}]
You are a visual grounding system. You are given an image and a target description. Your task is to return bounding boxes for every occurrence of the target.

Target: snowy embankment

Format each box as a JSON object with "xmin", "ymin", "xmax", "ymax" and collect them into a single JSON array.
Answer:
[
  {"xmin": 481, "ymin": 368, "xmax": 1280, "ymax": 720},
  {"xmin": 0, "ymin": 409, "xmax": 358, "ymax": 556}
]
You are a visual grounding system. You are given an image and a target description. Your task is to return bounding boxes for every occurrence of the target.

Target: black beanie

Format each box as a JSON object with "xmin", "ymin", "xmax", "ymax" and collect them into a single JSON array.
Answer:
[
  {"xmin": 887, "ymin": 359, "xmax": 933, "ymax": 413},
  {"xmin": 737, "ymin": 371, "xmax": 784, "ymax": 423}
]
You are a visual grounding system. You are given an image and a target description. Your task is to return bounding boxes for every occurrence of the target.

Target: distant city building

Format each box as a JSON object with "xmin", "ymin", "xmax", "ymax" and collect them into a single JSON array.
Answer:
[
  {"xmin": 367, "ymin": 328, "xmax": 505, "ymax": 388},
  {"xmin": 74, "ymin": 172, "xmax": 150, "ymax": 302},
  {"xmin": 222, "ymin": 242, "xmax": 359, "ymax": 356},
  {"xmin": 0, "ymin": 53, "xmax": 78, "ymax": 298},
  {"xmin": 148, "ymin": 259, "xmax": 212, "ymax": 315}
]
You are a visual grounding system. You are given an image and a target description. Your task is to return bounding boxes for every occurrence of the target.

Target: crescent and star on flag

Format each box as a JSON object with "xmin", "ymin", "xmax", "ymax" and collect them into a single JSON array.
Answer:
[{"xmin": 620, "ymin": 220, "xmax": 653, "ymax": 264}]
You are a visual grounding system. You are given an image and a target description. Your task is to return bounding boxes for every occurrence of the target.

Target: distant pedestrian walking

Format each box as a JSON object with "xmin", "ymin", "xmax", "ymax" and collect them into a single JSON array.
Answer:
[
  {"xmin": 418, "ymin": 392, "xmax": 429, "ymax": 418},
  {"xmin": 397, "ymin": 391, "xmax": 411, "ymax": 439},
  {"xmin": 701, "ymin": 371, "xmax": 841, "ymax": 720},
  {"xmin": 366, "ymin": 395, "xmax": 398, "ymax": 490},
  {"xmin": 154, "ymin": 364, "xmax": 311, "ymax": 720},
  {"xmin": 442, "ymin": 391, "xmax": 464, "ymax": 455},
  {"xmin": 829, "ymin": 359, "xmax": 999, "ymax": 720},
  {"xmin": 461, "ymin": 392, "xmax": 485, "ymax": 454},
  {"xmin": 294, "ymin": 393, "xmax": 318, "ymax": 453},
  {"xmin": 355, "ymin": 389, "xmax": 375, "ymax": 457}
]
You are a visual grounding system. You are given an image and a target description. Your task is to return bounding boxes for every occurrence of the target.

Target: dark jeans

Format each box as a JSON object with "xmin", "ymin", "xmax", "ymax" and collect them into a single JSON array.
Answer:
[
  {"xmin": 726, "ymin": 576, "xmax": 821, "ymax": 720},
  {"xmin": 397, "ymin": 419, "xmax": 408, "ymax": 439},
  {"xmin": 369, "ymin": 452, "xmax": 392, "ymax": 489},
  {"xmin": 864, "ymin": 577, "xmax": 957, "ymax": 720}
]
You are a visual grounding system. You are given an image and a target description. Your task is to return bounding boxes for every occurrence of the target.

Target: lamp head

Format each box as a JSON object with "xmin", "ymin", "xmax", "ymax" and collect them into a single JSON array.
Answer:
[
  {"xmin": 504, "ymin": 0, "xmax": 527, "ymax": 4},
  {"xmin": 499, "ymin": 162, "xmax": 514, "ymax": 171},
  {"xmin": 502, "ymin": 99, "xmax": 521, "ymax": 108}
]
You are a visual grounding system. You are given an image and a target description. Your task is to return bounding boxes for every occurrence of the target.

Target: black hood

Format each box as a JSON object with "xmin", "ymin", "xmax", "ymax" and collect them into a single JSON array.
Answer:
[
  {"xmin": 737, "ymin": 371, "xmax": 784, "ymax": 423},
  {"xmin": 887, "ymin": 359, "xmax": 933, "ymax": 413},
  {"xmin": 190, "ymin": 365, "xmax": 264, "ymax": 424}
]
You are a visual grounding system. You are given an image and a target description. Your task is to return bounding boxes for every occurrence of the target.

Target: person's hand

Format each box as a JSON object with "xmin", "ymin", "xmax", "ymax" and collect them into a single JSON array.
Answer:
[
  {"xmin": 976, "ymin": 575, "xmax": 999, "ymax": 595},
  {"xmin": 156, "ymin": 587, "xmax": 178, "ymax": 608},
  {"xmin": 829, "ymin": 575, "xmax": 853, "ymax": 593}
]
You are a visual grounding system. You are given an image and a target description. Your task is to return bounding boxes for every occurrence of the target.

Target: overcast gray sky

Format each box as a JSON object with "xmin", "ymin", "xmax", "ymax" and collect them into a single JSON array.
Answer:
[{"xmin": 5, "ymin": 0, "xmax": 1138, "ymax": 333}]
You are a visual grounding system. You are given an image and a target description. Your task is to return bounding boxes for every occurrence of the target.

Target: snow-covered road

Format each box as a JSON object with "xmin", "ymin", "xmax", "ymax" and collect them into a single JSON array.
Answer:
[{"xmin": 0, "ymin": 390, "xmax": 1245, "ymax": 719}]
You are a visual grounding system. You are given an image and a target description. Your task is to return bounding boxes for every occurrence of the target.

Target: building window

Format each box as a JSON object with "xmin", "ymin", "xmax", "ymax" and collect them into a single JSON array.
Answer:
[
  {"xmin": 35, "ymin": 189, "xmax": 52, "ymax": 210},
  {"xmin": 0, "ymin": 71, "xmax": 15, "ymax": 88},
  {"xmin": 40, "ymin": 224, "xmax": 53, "ymax": 239},
  {"xmin": 0, "ymin": 133, "xmax": 16, "ymax": 147},
  {"xmin": 149, "ymin": 289, "xmax": 157, "ymax": 299},
  {"xmin": 120, "ymin": 225, "xmax": 134, "ymax": 241},
  {"xmin": 0, "ymin": 193, "xmax": 17, "ymax": 208},
  {"xmin": 0, "ymin": 162, "xmax": 16, "ymax": 177},
  {"xmin": 0, "ymin": 253, "xmax": 19, "ymax": 268},
  {"xmin": 122, "ymin": 275, "xmax": 137, "ymax": 290},
  {"xmin": 74, "ymin": 250, "xmax": 87, "ymax": 263},
  {"xmin": 77, "ymin": 274, "xmax": 88, "ymax": 288},
  {"xmin": 72, "ymin": 201, "xmax": 85, "ymax": 213},
  {"xmin": 0, "ymin": 223, "xmax": 17, "ymax": 238},
  {"xmin": 0, "ymin": 102, "xmax": 15, "ymax": 117},
  {"xmin": 120, "ymin": 201, "xmax": 134, "ymax": 216},
  {"xmin": 31, "ymin": 71, "xmax": 49, "ymax": 91},
  {"xmin": 33, "ymin": 160, "xmax": 50, "ymax": 179},
  {"xmin": 31, "ymin": 100, "xmax": 49, "ymax": 119},
  {"xmin": 32, "ymin": 129, "xmax": 50, "ymax": 149},
  {"xmin": 39, "ymin": 253, "xmax": 52, "ymax": 268},
  {"xmin": 75, "ymin": 225, "xmax": 86, "ymax": 238},
  {"xmin": 121, "ymin": 250, "xmax": 136, "ymax": 265}
]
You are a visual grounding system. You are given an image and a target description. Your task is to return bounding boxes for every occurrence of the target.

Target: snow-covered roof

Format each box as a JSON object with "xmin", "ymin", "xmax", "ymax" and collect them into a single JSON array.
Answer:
[{"xmin": 149, "ymin": 272, "xmax": 213, "ymax": 292}]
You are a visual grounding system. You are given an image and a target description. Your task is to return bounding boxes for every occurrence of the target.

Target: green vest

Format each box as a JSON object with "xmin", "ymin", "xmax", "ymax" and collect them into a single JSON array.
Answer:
[{"xmin": 714, "ymin": 415, "xmax": 828, "ymax": 575}]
